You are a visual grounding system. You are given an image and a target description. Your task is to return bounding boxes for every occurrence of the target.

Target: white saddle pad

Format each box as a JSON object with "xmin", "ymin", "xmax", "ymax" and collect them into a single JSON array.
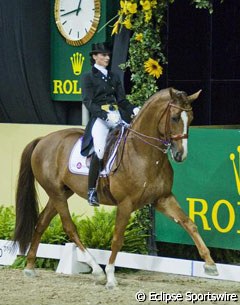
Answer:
[{"xmin": 68, "ymin": 135, "xmax": 121, "ymax": 176}]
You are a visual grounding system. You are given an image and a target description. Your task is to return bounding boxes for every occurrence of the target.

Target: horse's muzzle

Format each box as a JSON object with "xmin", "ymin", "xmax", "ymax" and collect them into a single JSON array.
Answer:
[
  {"xmin": 170, "ymin": 144, "xmax": 188, "ymax": 163},
  {"xmin": 174, "ymin": 152, "xmax": 183, "ymax": 162}
]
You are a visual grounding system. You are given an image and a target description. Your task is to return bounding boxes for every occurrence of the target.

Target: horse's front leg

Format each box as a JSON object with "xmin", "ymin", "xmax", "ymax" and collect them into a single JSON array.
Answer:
[
  {"xmin": 155, "ymin": 194, "xmax": 218, "ymax": 276},
  {"xmin": 105, "ymin": 200, "xmax": 132, "ymax": 289}
]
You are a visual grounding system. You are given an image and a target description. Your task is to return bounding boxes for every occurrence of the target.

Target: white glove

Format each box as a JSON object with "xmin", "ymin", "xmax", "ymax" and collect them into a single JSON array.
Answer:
[
  {"xmin": 106, "ymin": 111, "xmax": 121, "ymax": 125},
  {"xmin": 133, "ymin": 107, "xmax": 141, "ymax": 116}
]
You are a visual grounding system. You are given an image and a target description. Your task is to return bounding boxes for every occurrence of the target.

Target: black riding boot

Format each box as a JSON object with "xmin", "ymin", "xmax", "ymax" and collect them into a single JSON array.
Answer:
[{"xmin": 88, "ymin": 154, "xmax": 101, "ymax": 206}]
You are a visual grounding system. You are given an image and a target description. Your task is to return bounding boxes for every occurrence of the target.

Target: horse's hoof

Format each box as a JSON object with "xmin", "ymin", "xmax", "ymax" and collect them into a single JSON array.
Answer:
[
  {"xmin": 105, "ymin": 280, "xmax": 118, "ymax": 290},
  {"xmin": 204, "ymin": 264, "xmax": 219, "ymax": 276},
  {"xmin": 92, "ymin": 270, "xmax": 106, "ymax": 284},
  {"xmin": 23, "ymin": 268, "xmax": 37, "ymax": 277}
]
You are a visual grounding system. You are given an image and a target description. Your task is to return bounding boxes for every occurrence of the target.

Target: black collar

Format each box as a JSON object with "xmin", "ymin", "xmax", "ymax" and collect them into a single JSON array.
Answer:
[
  {"xmin": 92, "ymin": 66, "xmax": 112, "ymax": 77},
  {"xmin": 92, "ymin": 66, "xmax": 99, "ymax": 74}
]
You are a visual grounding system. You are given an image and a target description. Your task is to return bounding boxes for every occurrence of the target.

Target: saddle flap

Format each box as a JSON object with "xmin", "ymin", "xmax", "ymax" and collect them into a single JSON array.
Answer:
[{"xmin": 68, "ymin": 127, "xmax": 126, "ymax": 176}]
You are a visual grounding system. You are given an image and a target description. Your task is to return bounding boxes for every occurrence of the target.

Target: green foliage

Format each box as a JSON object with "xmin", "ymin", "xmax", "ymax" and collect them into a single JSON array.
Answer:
[
  {"xmin": 41, "ymin": 215, "xmax": 69, "ymax": 245},
  {"xmin": 0, "ymin": 206, "xmax": 148, "ymax": 270},
  {"xmin": 12, "ymin": 256, "xmax": 59, "ymax": 271},
  {"xmin": 123, "ymin": 220, "xmax": 148, "ymax": 254},
  {"xmin": 191, "ymin": 0, "xmax": 224, "ymax": 14},
  {"xmin": 2, "ymin": 205, "xmax": 240, "ymax": 268},
  {"xmin": 76, "ymin": 208, "xmax": 149, "ymax": 254},
  {"xmin": 11, "ymin": 256, "xmax": 26, "ymax": 269},
  {"xmin": 76, "ymin": 208, "xmax": 115, "ymax": 249},
  {"xmin": 0, "ymin": 206, "xmax": 15, "ymax": 239}
]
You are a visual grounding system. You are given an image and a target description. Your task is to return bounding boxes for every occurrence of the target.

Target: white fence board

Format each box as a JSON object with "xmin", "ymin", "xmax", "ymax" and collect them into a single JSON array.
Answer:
[{"xmin": 1, "ymin": 240, "xmax": 240, "ymax": 282}]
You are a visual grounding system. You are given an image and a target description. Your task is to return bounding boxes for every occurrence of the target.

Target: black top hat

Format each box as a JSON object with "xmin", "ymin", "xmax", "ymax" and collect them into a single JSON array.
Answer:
[{"xmin": 89, "ymin": 42, "xmax": 112, "ymax": 55}]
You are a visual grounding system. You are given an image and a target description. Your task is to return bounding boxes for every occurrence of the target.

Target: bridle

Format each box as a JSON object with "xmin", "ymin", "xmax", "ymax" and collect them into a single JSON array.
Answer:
[
  {"xmin": 165, "ymin": 102, "xmax": 192, "ymax": 140},
  {"xmin": 126, "ymin": 101, "xmax": 192, "ymax": 154},
  {"xmin": 110, "ymin": 101, "xmax": 192, "ymax": 174}
]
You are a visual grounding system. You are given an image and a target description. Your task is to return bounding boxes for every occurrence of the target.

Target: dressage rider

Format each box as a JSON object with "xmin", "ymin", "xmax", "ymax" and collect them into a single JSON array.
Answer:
[{"xmin": 81, "ymin": 42, "xmax": 140, "ymax": 206}]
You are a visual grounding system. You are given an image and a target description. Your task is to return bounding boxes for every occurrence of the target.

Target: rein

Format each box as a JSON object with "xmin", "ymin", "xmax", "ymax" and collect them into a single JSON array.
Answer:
[
  {"xmin": 126, "ymin": 101, "xmax": 192, "ymax": 154},
  {"xmin": 126, "ymin": 127, "xmax": 171, "ymax": 153}
]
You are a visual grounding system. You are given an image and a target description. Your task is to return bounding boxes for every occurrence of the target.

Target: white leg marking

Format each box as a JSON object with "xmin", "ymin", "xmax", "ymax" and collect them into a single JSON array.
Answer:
[
  {"xmin": 82, "ymin": 250, "xmax": 105, "ymax": 283},
  {"xmin": 105, "ymin": 263, "xmax": 118, "ymax": 289},
  {"xmin": 23, "ymin": 268, "xmax": 37, "ymax": 277},
  {"xmin": 181, "ymin": 111, "xmax": 188, "ymax": 160}
]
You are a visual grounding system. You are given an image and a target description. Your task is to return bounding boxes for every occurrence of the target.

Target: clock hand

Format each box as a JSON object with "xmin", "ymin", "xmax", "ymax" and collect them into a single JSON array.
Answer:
[
  {"xmin": 60, "ymin": 8, "xmax": 79, "ymax": 17},
  {"xmin": 76, "ymin": 0, "xmax": 82, "ymax": 16}
]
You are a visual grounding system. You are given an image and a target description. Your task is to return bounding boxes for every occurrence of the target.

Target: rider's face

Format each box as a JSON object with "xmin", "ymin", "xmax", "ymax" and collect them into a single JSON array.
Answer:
[{"xmin": 93, "ymin": 53, "xmax": 110, "ymax": 68}]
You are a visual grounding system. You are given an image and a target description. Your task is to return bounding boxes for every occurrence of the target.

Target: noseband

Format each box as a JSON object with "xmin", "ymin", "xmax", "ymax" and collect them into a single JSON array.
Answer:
[{"xmin": 127, "ymin": 101, "xmax": 192, "ymax": 153}]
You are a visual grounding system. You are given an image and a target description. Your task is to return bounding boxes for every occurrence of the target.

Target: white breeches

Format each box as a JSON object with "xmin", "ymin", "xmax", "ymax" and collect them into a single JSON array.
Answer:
[
  {"xmin": 91, "ymin": 118, "xmax": 109, "ymax": 159},
  {"xmin": 92, "ymin": 110, "xmax": 124, "ymax": 160}
]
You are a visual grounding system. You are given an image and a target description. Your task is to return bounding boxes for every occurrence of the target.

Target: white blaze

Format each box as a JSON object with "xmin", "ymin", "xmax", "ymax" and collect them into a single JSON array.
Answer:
[{"xmin": 181, "ymin": 111, "xmax": 188, "ymax": 160}]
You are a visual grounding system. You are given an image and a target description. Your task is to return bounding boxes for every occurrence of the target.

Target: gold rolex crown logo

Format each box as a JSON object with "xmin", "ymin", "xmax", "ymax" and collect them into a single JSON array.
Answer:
[
  {"xmin": 70, "ymin": 52, "xmax": 85, "ymax": 76},
  {"xmin": 230, "ymin": 145, "xmax": 240, "ymax": 195}
]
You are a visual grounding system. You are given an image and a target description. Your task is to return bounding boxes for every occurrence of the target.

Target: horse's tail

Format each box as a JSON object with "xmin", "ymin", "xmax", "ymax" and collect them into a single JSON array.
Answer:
[{"xmin": 14, "ymin": 138, "xmax": 42, "ymax": 254}]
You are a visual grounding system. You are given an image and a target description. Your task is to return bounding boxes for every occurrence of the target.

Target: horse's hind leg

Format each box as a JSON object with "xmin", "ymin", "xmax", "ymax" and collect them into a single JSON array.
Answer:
[
  {"xmin": 155, "ymin": 194, "xmax": 218, "ymax": 276},
  {"xmin": 24, "ymin": 199, "xmax": 57, "ymax": 276},
  {"xmin": 52, "ymin": 196, "xmax": 105, "ymax": 283}
]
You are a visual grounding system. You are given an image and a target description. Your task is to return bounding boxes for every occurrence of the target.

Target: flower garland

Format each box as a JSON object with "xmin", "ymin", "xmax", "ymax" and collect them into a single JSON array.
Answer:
[
  {"xmin": 113, "ymin": 0, "xmax": 168, "ymax": 105},
  {"xmin": 112, "ymin": 0, "xmax": 224, "ymax": 105}
]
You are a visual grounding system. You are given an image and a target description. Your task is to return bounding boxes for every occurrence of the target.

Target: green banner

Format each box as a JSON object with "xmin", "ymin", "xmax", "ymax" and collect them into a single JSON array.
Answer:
[
  {"xmin": 50, "ymin": 0, "xmax": 117, "ymax": 101},
  {"xmin": 155, "ymin": 128, "xmax": 240, "ymax": 250}
]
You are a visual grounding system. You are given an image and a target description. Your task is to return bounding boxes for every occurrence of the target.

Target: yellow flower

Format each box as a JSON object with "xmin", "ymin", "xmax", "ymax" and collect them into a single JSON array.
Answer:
[
  {"xmin": 151, "ymin": 0, "xmax": 157, "ymax": 8},
  {"xmin": 140, "ymin": 0, "xmax": 151, "ymax": 11},
  {"xmin": 144, "ymin": 58, "xmax": 163, "ymax": 79},
  {"xmin": 111, "ymin": 20, "xmax": 120, "ymax": 35},
  {"xmin": 122, "ymin": 17, "xmax": 132, "ymax": 29},
  {"xmin": 120, "ymin": 0, "xmax": 128, "ymax": 14},
  {"xmin": 127, "ymin": 2, "xmax": 137, "ymax": 14},
  {"xmin": 135, "ymin": 33, "xmax": 143, "ymax": 42},
  {"xmin": 144, "ymin": 10, "xmax": 152, "ymax": 22}
]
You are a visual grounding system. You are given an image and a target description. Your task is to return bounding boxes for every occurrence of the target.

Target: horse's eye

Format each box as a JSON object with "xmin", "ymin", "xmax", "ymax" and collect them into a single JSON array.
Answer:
[{"xmin": 172, "ymin": 115, "xmax": 180, "ymax": 123}]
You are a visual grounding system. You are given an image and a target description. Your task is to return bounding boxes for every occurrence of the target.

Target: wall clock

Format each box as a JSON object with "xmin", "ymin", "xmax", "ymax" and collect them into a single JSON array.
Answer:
[{"xmin": 54, "ymin": 0, "xmax": 101, "ymax": 46}]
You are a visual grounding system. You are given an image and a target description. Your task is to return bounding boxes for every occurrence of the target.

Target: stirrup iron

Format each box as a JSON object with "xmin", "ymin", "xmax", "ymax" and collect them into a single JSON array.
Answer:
[{"xmin": 88, "ymin": 188, "xmax": 99, "ymax": 207}]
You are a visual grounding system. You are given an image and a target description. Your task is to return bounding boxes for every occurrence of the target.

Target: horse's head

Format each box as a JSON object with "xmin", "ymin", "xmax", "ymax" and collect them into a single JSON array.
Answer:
[
  {"xmin": 159, "ymin": 88, "xmax": 201, "ymax": 162},
  {"xmin": 129, "ymin": 87, "xmax": 201, "ymax": 163}
]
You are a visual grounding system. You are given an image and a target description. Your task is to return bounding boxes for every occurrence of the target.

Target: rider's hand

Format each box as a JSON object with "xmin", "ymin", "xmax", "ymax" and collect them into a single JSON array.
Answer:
[
  {"xmin": 106, "ymin": 111, "xmax": 121, "ymax": 125},
  {"xmin": 133, "ymin": 107, "xmax": 141, "ymax": 116}
]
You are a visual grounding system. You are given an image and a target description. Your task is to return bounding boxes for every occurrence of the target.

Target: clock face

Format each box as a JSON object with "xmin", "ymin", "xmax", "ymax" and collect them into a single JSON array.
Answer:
[{"xmin": 54, "ymin": 0, "xmax": 101, "ymax": 46}]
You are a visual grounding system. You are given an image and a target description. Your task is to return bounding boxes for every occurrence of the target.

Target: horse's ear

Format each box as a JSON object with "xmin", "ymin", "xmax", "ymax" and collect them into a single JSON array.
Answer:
[
  {"xmin": 169, "ymin": 87, "xmax": 177, "ymax": 100},
  {"xmin": 169, "ymin": 87, "xmax": 186, "ymax": 101},
  {"xmin": 187, "ymin": 90, "xmax": 202, "ymax": 102}
]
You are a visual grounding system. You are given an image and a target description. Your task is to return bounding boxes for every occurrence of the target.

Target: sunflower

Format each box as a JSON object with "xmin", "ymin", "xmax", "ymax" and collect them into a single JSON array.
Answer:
[{"xmin": 144, "ymin": 58, "xmax": 163, "ymax": 79}]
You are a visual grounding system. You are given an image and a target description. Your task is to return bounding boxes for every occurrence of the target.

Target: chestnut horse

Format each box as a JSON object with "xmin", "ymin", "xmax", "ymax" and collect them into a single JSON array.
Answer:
[{"xmin": 14, "ymin": 88, "xmax": 218, "ymax": 289}]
